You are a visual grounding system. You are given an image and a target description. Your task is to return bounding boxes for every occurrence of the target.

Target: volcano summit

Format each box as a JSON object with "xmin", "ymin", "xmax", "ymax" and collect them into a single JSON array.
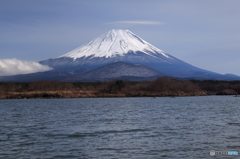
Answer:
[
  {"xmin": 39, "ymin": 29, "xmax": 235, "ymax": 80},
  {"xmin": 59, "ymin": 29, "xmax": 169, "ymax": 59},
  {"xmin": 40, "ymin": 29, "xmax": 176, "ymax": 72}
]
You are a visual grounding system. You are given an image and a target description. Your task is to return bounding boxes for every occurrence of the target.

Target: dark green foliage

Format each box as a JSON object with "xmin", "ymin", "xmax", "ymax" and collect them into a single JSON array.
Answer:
[
  {"xmin": 20, "ymin": 83, "xmax": 29, "ymax": 90},
  {"xmin": 73, "ymin": 82, "xmax": 102, "ymax": 89},
  {"xmin": 191, "ymin": 80, "xmax": 240, "ymax": 94},
  {"xmin": 115, "ymin": 80, "xmax": 125, "ymax": 91}
]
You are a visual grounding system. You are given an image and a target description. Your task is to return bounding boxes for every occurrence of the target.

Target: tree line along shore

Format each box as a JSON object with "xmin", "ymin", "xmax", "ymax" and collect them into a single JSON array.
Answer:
[{"xmin": 0, "ymin": 77, "xmax": 240, "ymax": 99}]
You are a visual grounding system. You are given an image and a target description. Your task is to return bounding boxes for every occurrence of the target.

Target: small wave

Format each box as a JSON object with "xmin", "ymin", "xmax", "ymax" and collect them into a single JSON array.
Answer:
[
  {"xmin": 52, "ymin": 155, "xmax": 78, "ymax": 158},
  {"xmin": 96, "ymin": 148, "xmax": 121, "ymax": 151},
  {"xmin": 44, "ymin": 133, "xmax": 66, "ymax": 137},
  {"xmin": 44, "ymin": 132, "xmax": 97, "ymax": 138},
  {"xmin": 143, "ymin": 134, "xmax": 163, "ymax": 138},
  {"xmin": 59, "ymin": 128, "xmax": 150, "ymax": 138},
  {"xmin": 0, "ymin": 134, "xmax": 11, "ymax": 141},
  {"xmin": 227, "ymin": 136, "xmax": 240, "ymax": 139},
  {"xmin": 228, "ymin": 123, "xmax": 240, "ymax": 126},
  {"xmin": 68, "ymin": 133, "xmax": 97, "ymax": 138},
  {"xmin": 227, "ymin": 145, "xmax": 240, "ymax": 149},
  {"xmin": 17, "ymin": 142, "xmax": 35, "ymax": 146},
  {"xmin": 97, "ymin": 128, "xmax": 149, "ymax": 134}
]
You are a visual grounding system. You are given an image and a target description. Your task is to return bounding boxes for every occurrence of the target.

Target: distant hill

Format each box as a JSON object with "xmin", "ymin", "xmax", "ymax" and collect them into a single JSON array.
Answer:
[
  {"xmin": 0, "ymin": 71, "xmax": 71, "ymax": 82},
  {"xmin": 64, "ymin": 62, "xmax": 164, "ymax": 81},
  {"xmin": 0, "ymin": 62, "xmax": 164, "ymax": 82}
]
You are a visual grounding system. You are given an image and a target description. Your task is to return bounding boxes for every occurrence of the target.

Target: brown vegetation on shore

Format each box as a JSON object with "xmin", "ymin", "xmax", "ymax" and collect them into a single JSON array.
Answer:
[
  {"xmin": 191, "ymin": 80, "xmax": 240, "ymax": 95},
  {"xmin": 0, "ymin": 77, "xmax": 240, "ymax": 99}
]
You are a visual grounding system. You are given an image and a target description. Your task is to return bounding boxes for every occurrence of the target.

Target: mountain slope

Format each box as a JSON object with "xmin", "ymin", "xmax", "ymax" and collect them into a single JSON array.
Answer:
[
  {"xmin": 0, "ymin": 70, "xmax": 71, "ymax": 82},
  {"xmin": 64, "ymin": 62, "xmax": 164, "ymax": 81}
]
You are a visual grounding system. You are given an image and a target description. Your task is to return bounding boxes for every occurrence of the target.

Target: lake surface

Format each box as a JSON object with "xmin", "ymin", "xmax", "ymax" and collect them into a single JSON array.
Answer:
[{"xmin": 1, "ymin": 96, "xmax": 240, "ymax": 159}]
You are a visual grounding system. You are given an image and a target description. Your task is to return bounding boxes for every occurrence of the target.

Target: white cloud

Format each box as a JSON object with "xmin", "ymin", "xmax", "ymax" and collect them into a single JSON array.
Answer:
[
  {"xmin": 0, "ymin": 59, "xmax": 53, "ymax": 76},
  {"xmin": 105, "ymin": 21, "xmax": 165, "ymax": 25}
]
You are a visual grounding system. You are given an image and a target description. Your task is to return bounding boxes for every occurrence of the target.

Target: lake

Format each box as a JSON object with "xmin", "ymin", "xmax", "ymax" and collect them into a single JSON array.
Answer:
[{"xmin": 0, "ymin": 96, "xmax": 240, "ymax": 158}]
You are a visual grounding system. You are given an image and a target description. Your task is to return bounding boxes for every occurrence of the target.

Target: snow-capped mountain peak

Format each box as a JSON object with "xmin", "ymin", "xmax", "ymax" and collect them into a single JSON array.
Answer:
[
  {"xmin": 39, "ymin": 29, "xmax": 234, "ymax": 80},
  {"xmin": 59, "ymin": 29, "xmax": 170, "ymax": 59}
]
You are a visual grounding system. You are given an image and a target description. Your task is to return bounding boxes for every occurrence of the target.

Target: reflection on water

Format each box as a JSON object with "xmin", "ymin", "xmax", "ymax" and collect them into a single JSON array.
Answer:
[{"xmin": 0, "ymin": 96, "xmax": 240, "ymax": 158}]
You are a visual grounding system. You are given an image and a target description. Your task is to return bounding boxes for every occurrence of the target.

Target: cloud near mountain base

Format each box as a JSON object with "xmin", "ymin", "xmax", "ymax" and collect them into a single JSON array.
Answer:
[{"xmin": 0, "ymin": 59, "xmax": 53, "ymax": 76}]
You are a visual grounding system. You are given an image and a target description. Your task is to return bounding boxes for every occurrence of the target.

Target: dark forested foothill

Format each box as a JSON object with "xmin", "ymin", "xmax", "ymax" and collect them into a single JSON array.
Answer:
[
  {"xmin": 190, "ymin": 80, "xmax": 240, "ymax": 95},
  {"xmin": 0, "ymin": 78, "xmax": 239, "ymax": 99}
]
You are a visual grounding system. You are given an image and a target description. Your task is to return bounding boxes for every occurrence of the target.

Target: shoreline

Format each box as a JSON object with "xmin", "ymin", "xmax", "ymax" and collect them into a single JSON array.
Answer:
[
  {"xmin": 0, "ymin": 90, "xmax": 229, "ymax": 99},
  {"xmin": 1, "ymin": 78, "xmax": 240, "ymax": 99}
]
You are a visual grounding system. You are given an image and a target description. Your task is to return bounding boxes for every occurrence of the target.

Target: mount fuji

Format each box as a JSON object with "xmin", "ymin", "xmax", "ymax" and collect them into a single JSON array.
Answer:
[
  {"xmin": 40, "ymin": 29, "xmax": 175, "ymax": 72},
  {"xmin": 2, "ymin": 29, "xmax": 239, "ymax": 82},
  {"xmin": 39, "ymin": 29, "xmax": 235, "ymax": 80}
]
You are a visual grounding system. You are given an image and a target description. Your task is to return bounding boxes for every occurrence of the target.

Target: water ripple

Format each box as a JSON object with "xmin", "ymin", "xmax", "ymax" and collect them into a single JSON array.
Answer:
[{"xmin": 1, "ymin": 96, "xmax": 240, "ymax": 158}]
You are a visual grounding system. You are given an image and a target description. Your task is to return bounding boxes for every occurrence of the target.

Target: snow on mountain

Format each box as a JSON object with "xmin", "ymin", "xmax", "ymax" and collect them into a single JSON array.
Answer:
[{"xmin": 59, "ymin": 29, "xmax": 170, "ymax": 59}]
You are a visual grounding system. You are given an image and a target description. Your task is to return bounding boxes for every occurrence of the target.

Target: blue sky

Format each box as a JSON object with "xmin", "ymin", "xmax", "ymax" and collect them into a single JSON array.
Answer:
[{"xmin": 1, "ymin": 0, "xmax": 240, "ymax": 75}]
